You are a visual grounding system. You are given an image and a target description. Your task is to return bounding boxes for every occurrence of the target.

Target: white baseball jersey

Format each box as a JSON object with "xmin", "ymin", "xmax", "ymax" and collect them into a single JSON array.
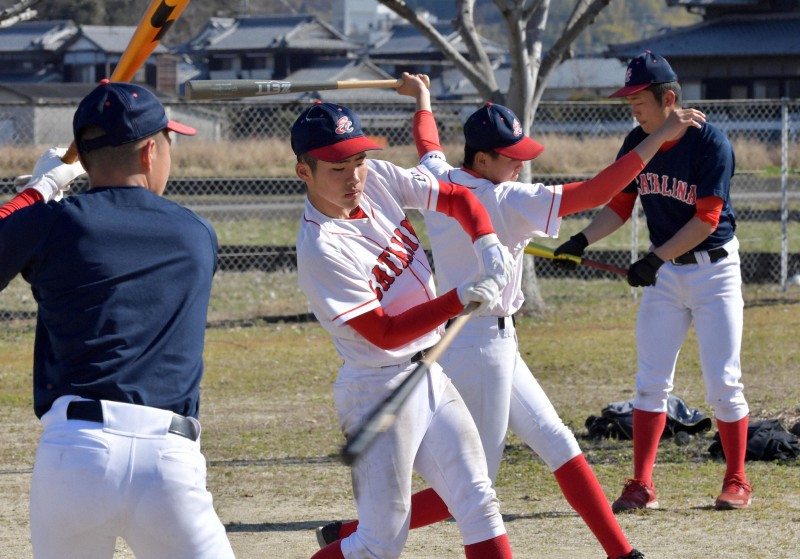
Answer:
[
  {"xmin": 297, "ymin": 157, "xmax": 507, "ymax": 557},
  {"xmin": 297, "ymin": 158, "xmax": 444, "ymax": 367},
  {"xmin": 420, "ymin": 150, "xmax": 563, "ymax": 316}
]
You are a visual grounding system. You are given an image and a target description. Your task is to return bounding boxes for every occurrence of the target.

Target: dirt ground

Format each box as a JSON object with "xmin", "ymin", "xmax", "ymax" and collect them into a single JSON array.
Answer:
[{"xmin": 3, "ymin": 455, "xmax": 799, "ymax": 559}]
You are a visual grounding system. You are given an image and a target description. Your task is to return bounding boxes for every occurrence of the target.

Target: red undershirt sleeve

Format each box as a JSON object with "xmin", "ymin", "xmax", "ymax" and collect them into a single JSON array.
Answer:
[
  {"xmin": 413, "ymin": 110, "xmax": 443, "ymax": 158},
  {"xmin": 0, "ymin": 189, "xmax": 44, "ymax": 219},
  {"xmin": 346, "ymin": 289, "xmax": 464, "ymax": 349},
  {"xmin": 605, "ymin": 191, "xmax": 638, "ymax": 222},
  {"xmin": 558, "ymin": 151, "xmax": 645, "ymax": 216},
  {"xmin": 694, "ymin": 196, "xmax": 723, "ymax": 228},
  {"xmin": 434, "ymin": 180, "xmax": 494, "ymax": 241}
]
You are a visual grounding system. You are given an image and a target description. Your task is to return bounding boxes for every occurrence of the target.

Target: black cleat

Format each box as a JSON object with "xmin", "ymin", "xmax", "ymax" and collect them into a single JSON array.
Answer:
[
  {"xmin": 610, "ymin": 550, "xmax": 645, "ymax": 559},
  {"xmin": 315, "ymin": 521, "xmax": 342, "ymax": 548}
]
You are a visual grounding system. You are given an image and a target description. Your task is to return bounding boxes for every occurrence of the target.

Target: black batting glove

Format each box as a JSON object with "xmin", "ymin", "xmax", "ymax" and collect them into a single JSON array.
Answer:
[
  {"xmin": 553, "ymin": 233, "xmax": 589, "ymax": 270},
  {"xmin": 627, "ymin": 252, "xmax": 664, "ymax": 287}
]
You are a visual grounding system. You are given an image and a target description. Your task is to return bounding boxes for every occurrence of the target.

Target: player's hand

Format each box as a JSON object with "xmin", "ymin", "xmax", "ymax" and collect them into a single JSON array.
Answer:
[
  {"xmin": 659, "ymin": 107, "xmax": 706, "ymax": 142},
  {"xmin": 396, "ymin": 72, "xmax": 431, "ymax": 97},
  {"xmin": 553, "ymin": 233, "xmax": 589, "ymax": 270},
  {"xmin": 627, "ymin": 252, "xmax": 664, "ymax": 287},
  {"xmin": 473, "ymin": 233, "xmax": 513, "ymax": 290},
  {"xmin": 16, "ymin": 147, "xmax": 86, "ymax": 202},
  {"xmin": 457, "ymin": 277, "xmax": 501, "ymax": 313}
]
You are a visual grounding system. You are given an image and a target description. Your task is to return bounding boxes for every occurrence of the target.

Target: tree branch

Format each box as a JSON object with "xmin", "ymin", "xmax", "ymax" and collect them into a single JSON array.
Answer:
[
  {"xmin": 376, "ymin": 0, "xmax": 498, "ymax": 99},
  {"xmin": 534, "ymin": 0, "xmax": 610, "ymax": 105}
]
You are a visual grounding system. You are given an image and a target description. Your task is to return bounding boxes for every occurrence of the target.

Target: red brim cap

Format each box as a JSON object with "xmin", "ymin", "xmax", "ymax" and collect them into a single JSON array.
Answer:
[
  {"xmin": 609, "ymin": 83, "xmax": 651, "ymax": 98},
  {"xmin": 166, "ymin": 119, "xmax": 197, "ymax": 136},
  {"xmin": 308, "ymin": 136, "xmax": 384, "ymax": 163},
  {"xmin": 493, "ymin": 135, "xmax": 545, "ymax": 161}
]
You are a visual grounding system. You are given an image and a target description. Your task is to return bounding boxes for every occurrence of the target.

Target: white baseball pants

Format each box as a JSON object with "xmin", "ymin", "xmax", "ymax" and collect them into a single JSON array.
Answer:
[
  {"xmin": 634, "ymin": 240, "xmax": 748, "ymax": 423},
  {"xmin": 30, "ymin": 396, "xmax": 235, "ymax": 559},
  {"xmin": 439, "ymin": 315, "xmax": 581, "ymax": 477},
  {"xmin": 334, "ymin": 360, "xmax": 505, "ymax": 559}
]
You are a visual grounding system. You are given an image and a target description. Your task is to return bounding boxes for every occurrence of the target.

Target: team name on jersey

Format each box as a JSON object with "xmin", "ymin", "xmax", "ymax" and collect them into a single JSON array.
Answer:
[
  {"xmin": 637, "ymin": 172, "xmax": 697, "ymax": 205},
  {"xmin": 369, "ymin": 217, "xmax": 420, "ymax": 301}
]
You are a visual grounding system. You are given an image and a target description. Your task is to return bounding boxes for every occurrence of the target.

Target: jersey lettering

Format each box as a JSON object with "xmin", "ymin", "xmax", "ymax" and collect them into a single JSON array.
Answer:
[
  {"xmin": 637, "ymin": 173, "xmax": 697, "ymax": 206},
  {"xmin": 368, "ymin": 218, "xmax": 422, "ymax": 301}
]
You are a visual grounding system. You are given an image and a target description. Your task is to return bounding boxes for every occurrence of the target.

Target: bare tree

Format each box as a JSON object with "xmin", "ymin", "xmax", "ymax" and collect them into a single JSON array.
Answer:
[{"xmin": 376, "ymin": 0, "xmax": 612, "ymax": 311}]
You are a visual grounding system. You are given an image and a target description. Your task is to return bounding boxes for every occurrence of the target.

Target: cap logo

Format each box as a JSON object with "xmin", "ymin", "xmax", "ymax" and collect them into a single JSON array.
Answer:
[
  {"xmin": 625, "ymin": 67, "xmax": 633, "ymax": 84},
  {"xmin": 512, "ymin": 118, "xmax": 523, "ymax": 138},
  {"xmin": 335, "ymin": 115, "xmax": 355, "ymax": 135}
]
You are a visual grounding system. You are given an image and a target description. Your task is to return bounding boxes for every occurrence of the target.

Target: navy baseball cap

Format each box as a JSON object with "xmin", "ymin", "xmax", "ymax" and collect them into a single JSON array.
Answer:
[
  {"xmin": 291, "ymin": 102, "xmax": 383, "ymax": 162},
  {"xmin": 73, "ymin": 79, "xmax": 196, "ymax": 153},
  {"xmin": 463, "ymin": 103, "xmax": 544, "ymax": 161},
  {"xmin": 610, "ymin": 51, "xmax": 678, "ymax": 98}
]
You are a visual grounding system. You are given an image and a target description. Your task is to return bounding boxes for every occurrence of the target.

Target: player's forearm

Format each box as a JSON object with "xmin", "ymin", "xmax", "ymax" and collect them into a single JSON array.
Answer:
[
  {"xmin": 435, "ymin": 181, "xmax": 494, "ymax": 241},
  {"xmin": 413, "ymin": 110, "xmax": 442, "ymax": 158},
  {"xmin": 346, "ymin": 289, "xmax": 463, "ymax": 350},
  {"xmin": 582, "ymin": 206, "xmax": 625, "ymax": 245},
  {"xmin": 651, "ymin": 217, "xmax": 716, "ymax": 261}
]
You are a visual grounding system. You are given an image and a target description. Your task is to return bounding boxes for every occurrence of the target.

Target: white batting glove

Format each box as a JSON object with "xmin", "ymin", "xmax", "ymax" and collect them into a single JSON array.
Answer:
[
  {"xmin": 457, "ymin": 277, "xmax": 501, "ymax": 313},
  {"xmin": 473, "ymin": 233, "xmax": 513, "ymax": 290},
  {"xmin": 16, "ymin": 147, "xmax": 86, "ymax": 202}
]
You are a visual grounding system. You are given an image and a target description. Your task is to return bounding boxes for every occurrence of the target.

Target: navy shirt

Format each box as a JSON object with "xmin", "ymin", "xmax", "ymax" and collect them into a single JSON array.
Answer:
[
  {"xmin": 0, "ymin": 187, "xmax": 218, "ymax": 418},
  {"xmin": 618, "ymin": 122, "xmax": 736, "ymax": 250}
]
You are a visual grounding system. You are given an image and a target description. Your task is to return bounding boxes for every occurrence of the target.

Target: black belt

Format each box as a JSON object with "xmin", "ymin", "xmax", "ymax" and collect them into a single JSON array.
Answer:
[
  {"xmin": 66, "ymin": 400, "xmax": 199, "ymax": 441},
  {"xmin": 410, "ymin": 349, "xmax": 428, "ymax": 363},
  {"xmin": 445, "ymin": 315, "xmax": 514, "ymax": 330},
  {"xmin": 671, "ymin": 247, "xmax": 728, "ymax": 266}
]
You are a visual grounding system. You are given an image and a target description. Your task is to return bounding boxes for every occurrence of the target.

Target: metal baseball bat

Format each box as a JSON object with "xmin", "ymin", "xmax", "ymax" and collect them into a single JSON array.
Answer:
[
  {"xmin": 185, "ymin": 75, "xmax": 431, "ymax": 101},
  {"xmin": 340, "ymin": 302, "xmax": 479, "ymax": 467},
  {"xmin": 524, "ymin": 242, "xmax": 629, "ymax": 278},
  {"xmin": 61, "ymin": 0, "xmax": 192, "ymax": 164}
]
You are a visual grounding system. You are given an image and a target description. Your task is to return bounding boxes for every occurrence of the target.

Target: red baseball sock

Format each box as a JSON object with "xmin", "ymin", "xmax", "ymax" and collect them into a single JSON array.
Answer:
[
  {"xmin": 632, "ymin": 409, "xmax": 666, "ymax": 484},
  {"xmin": 337, "ymin": 487, "xmax": 451, "ymax": 539},
  {"xmin": 464, "ymin": 534, "xmax": 513, "ymax": 558},
  {"xmin": 310, "ymin": 540, "xmax": 344, "ymax": 559},
  {"xmin": 554, "ymin": 455, "xmax": 632, "ymax": 559},
  {"xmin": 716, "ymin": 416, "xmax": 749, "ymax": 482}
]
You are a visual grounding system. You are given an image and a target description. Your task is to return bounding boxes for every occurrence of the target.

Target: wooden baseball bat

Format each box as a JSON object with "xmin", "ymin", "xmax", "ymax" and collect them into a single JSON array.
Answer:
[
  {"xmin": 340, "ymin": 302, "xmax": 479, "ymax": 467},
  {"xmin": 524, "ymin": 242, "xmax": 629, "ymax": 278},
  {"xmin": 185, "ymin": 75, "xmax": 431, "ymax": 101},
  {"xmin": 62, "ymin": 0, "xmax": 192, "ymax": 163}
]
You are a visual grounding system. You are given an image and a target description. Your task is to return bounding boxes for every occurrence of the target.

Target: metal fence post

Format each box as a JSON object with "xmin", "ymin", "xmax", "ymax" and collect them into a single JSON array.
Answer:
[{"xmin": 780, "ymin": 97, "xmax": 789, "ymax": 292}]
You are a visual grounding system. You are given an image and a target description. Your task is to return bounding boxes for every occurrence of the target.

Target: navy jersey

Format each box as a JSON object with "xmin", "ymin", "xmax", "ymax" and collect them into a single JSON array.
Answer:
[
  {"xmin": 618, "ymin": 121, "xmax": 736, "ymax": 250},
  {"xmin": 0, "ymin": 187, "xmax": 218, "ymax": 418}
]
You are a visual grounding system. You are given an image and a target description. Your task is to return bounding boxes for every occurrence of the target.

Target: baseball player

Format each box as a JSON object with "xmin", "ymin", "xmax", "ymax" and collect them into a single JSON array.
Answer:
[
  {"xmin": 314, "ymin": 74, "xmax": 705, "ymax": 559},
  {"xmin": 554, "ymin": 51, "xmax": 751, "ymax": 512},
  {"xmin": 293, "ymin": 101, "xmax": 517, "ymax": 559},
  {"xmin": 0, "ymin": 80, "xmax": 235, "ymax": 559}
]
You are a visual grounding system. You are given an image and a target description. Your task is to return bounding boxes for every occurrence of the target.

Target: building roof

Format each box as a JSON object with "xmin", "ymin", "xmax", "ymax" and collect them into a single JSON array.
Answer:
[
  {"xmin": 607, "ymin": 12, "xmax": 800, "ymax": 58},
  {"xmin": 369, "ymin": 21, "xmax": 506, "ymax": 58},
  {"xmin": 546, "ymin": 57, "xmax": 628, "ymax": 89},
  {"xmin": 431, "ymin": 57, "xmax": 627, "ymax": 100},
  {"xmin": 202, "ymin": 14, "xmax": 361, "ymax": 53},
  {"xmin": 0, "ymin": 20, "xmax": 76, "ymax": 53},
  {"xmin": 0, "ymin": 82, "xmax": 98, "ymax": 102},
  {"xmin": 66, "ymin": 25, "xmax": 168, "ymax": 55}
]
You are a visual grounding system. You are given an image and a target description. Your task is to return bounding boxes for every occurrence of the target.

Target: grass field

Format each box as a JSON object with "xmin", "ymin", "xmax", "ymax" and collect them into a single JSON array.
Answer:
[{"xmin": 1, "ymin": 281, "xmax": 799, "ymax": 557}]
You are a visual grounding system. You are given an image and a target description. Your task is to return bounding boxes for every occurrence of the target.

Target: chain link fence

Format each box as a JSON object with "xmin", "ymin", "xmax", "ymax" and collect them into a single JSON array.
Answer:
[{"xmin": 1, "ymin": 97, "xmax": 798, "ymax": 326}]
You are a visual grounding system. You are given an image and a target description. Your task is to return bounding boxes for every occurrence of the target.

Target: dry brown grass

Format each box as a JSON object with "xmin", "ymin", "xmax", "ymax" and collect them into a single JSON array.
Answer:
[{"xmin": 1, "ymin": 135, "xmax": 785, "ymax": 178}]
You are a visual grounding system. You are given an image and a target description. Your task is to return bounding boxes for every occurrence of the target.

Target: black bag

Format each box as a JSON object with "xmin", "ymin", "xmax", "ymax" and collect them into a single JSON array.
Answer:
[
  {"xmin": 585, "ymin": 394, "xmax": 712, "ymax": 441},
  {"xmin": 708, "ymin": 419, "xmax": 800, "ymax": 461}
]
